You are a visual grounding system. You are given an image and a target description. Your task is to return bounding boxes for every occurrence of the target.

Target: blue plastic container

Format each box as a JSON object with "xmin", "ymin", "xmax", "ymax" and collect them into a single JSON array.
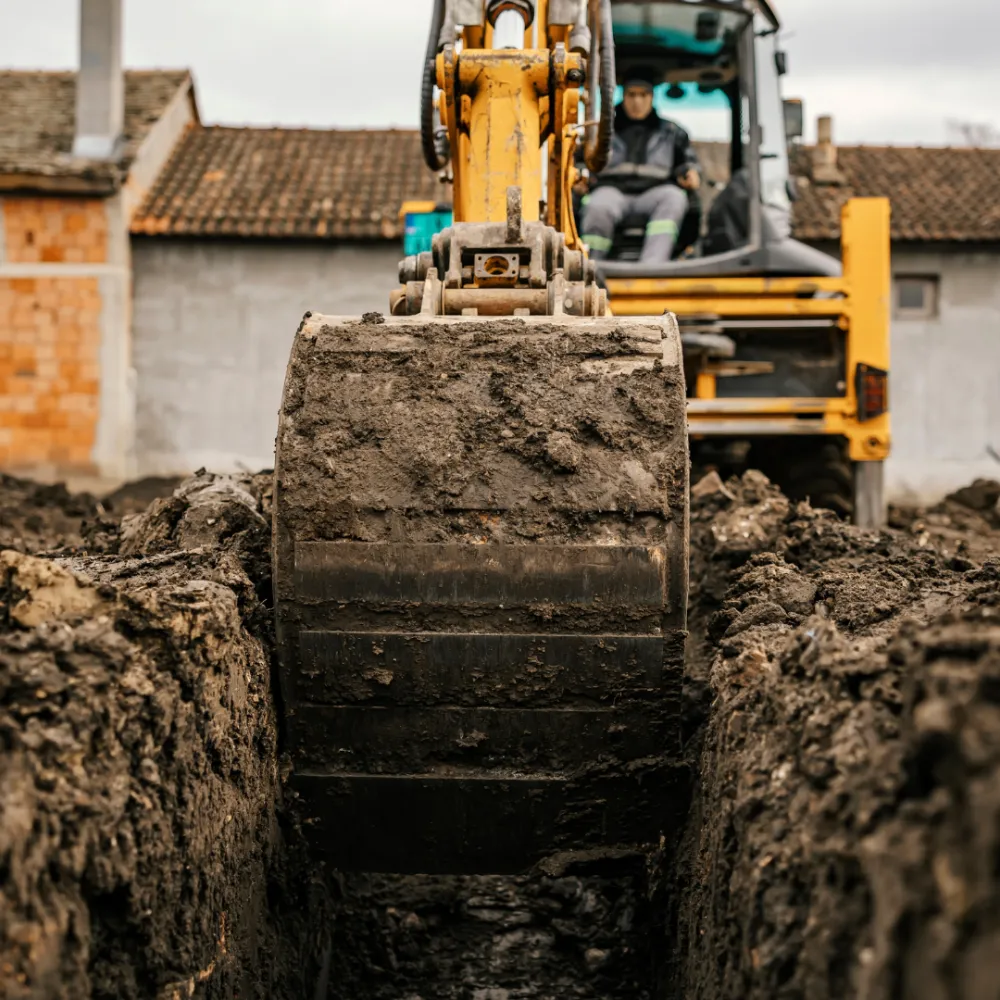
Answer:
[{"xmin": 404, "ymin": 210, "xmax": 453, "ymax": 256}]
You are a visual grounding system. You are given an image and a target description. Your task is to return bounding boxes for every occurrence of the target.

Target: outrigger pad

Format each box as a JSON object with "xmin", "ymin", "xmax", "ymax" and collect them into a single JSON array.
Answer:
[{"xmin": 273, "ymin": 314, "xmax": 689, "ymax": 874}]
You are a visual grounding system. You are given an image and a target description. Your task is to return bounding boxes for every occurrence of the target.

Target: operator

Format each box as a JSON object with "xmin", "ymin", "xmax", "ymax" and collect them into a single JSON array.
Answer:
[{"xmin": 579, "ymin": 68, "xmax": 701, "ymax": 262}]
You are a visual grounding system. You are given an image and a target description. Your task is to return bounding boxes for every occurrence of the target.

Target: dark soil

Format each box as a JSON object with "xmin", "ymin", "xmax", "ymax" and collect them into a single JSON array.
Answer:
[
  {"xmin": 0, "ymin": 475, "xmax": 112, "ymax": 555},
  {"xmin": 0, "ymin": 473, "xmax": 328, "ymax": 1000},
  {"xmin": 0, "ymin": 473, "xmax": 183, "ymax": 557},
  {"xmin": 326, "ymin": 868, "xmax": 660, "ymax": 1000},
  {"xmin": 670, "ymin": 472, "xmax": 1000, "ymax": 1000},
  {"xmin": 2, "ymin": 467, "xmax": 999, "ymax": 1000},
  {"xmin": 889, "ymin": 477, "xmax": 1000, "ymax": 563}
]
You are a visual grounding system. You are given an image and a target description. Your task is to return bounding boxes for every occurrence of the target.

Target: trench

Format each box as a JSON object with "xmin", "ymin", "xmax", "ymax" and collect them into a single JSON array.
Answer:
[{"xmin": 2, "ymin": 470, "xmax": 1000, "ymax": 1000}]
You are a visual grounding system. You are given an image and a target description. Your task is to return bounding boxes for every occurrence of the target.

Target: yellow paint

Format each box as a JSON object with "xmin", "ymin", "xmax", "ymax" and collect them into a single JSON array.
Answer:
[
  {"xmin": 610, "ymin": 298, "xmax": 847, "ymax": 317},
  {"xmin": 605, "ymin": 198, "xmax": 893, "ymax": 463},
  {"xmin": 840, "ymin": 199, "xmax": 891, "ymax": 461},
  {"xmin": 438, "ymin": 20, "xmax": 583, "ymax": 230},
  {"xmin": 694, "ymin": 373, "xmax": 716, "ymax": 400},
  {"xmin": 450, "ymin": 51, "xmax": 549, "ymax": 223},
  {"xmin": 399, "ymin": 200, "xmax": 439, "ymax": 220},
  {"xmin": 606, "ymin": 277, "xmax": 847, "ymax": 297},
  {"xmin": 421, "ymin": 8, "xmax": 893, "ymax": 471}
]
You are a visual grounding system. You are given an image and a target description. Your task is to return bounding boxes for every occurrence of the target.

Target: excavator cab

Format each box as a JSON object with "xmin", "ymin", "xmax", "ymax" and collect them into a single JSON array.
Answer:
[
  {"xmin": 590, "ymin": 0, "xmax": 891, "ymax": 524},
  {"xmin": 589, "ymin": 0, "xmax": 836, "ymax": 279}
]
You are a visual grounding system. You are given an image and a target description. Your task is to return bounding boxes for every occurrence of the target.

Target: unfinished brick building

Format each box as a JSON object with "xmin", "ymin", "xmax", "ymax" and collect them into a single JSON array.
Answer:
[{"xmin": 0, "ymin": 0, "xmax": 194, "ymax": 480}]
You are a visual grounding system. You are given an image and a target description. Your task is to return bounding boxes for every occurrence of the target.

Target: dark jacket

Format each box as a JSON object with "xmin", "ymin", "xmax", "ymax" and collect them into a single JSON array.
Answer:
[{"xmin": 594, "ymin": 106, "xmax": 699, "ymax": 195}]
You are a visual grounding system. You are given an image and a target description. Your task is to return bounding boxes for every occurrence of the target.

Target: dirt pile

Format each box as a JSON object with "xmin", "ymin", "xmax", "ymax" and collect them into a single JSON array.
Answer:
[
  {"xmin": 0, "ymin": 476, "xmax": 112, "ymax": 556},
  {"xmin": 4, "ymin": 467, "xmax": 1000, "ymax": 1000},
  {"xmin": 672, "ymin": 473, "xmax": 1000, "ymax": 1000},
  {"xmin": 0, "ymin": 473, "xmax": 327, "ymax": 1000},
  {"xmin": 890, "ymin": 477, "xmax": 1000, "ymax": 562},
  {"xmin": 0, "ymin": 473, "xmax": 184, "ymax": 557}
]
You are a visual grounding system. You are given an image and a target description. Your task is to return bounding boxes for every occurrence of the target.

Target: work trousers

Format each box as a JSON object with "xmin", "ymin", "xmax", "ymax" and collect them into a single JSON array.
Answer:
[{"xmin": 580, "ymin": 183, "xmax": 688, "ymax": 262}]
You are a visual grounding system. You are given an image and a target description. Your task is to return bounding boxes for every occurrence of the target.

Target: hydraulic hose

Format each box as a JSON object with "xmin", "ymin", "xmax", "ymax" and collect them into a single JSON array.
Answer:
[
  {"xmin": 421, "ymin": 0, "xmax": 449, "ymax": 171},
  {"xmin": 584, "ymin": 0, "xmax": 616, "ymax": 174}
]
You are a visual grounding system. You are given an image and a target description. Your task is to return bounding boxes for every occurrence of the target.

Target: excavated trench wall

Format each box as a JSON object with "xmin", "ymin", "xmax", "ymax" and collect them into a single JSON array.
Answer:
[
  {"xmin": 670, "ymin": 473, "xmax": 1000, "ymax": 1000},
  {"xmin": 0, "ymin": 474, "xmax": 332, "ymax": 1000}
]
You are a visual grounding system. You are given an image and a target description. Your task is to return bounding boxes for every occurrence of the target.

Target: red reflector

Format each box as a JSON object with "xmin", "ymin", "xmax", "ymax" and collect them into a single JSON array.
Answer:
[{"xmin": 856, "ymin": 364, "xmax": 889, "ymax": 422}]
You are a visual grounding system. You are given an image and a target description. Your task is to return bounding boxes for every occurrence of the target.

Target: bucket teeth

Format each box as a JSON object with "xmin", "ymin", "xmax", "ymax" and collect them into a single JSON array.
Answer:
[{"xmin": 273, "ymin": 314, "xmax": 689, "ymax": 874}]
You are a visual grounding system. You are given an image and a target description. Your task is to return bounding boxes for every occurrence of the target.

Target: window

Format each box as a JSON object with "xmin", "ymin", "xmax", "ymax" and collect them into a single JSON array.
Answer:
[
  {"xmin": 754, "ymin": 22, "xmax": 792, "ymax": 217},
  {"xmin": 894, "ymin": 276, "xmax": 939, "ymax": 319}
]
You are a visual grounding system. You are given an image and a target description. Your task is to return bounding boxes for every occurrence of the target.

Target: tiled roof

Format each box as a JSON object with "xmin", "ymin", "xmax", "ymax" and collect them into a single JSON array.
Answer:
[
  {"xmin": 0, "ymin": 70, "xmax": 192, "ymax": 193},
  {"xmin": 791, "ymin": 145, "xmax": 1000, "ymax": 243},
  {"xmin": 131, "ymin": 125, "xmax": 1000, "ymax": 244},
  {"xmin": 131, "ymin": 127, "xmax": 443, "ymax": 240}
]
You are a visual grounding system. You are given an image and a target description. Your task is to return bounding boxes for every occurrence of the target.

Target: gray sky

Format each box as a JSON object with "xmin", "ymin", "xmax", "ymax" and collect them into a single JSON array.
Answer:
[{"xmin": 2, "ymin": 0, "xmax": 997, "ymax": 145}]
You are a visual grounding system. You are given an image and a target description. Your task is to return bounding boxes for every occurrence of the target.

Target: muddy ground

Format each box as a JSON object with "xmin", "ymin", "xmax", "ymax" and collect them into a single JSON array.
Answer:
[
  {"xmin": 2, "ymin": 472, "xmax": 999, "ymax": 998},
  {"xmin": 0, "ymin": 473, "xmax": 332, "ymax": 999},
  {"xmin": 673, "ymin": 473, "xmax": 1000, "ymax": 999}
]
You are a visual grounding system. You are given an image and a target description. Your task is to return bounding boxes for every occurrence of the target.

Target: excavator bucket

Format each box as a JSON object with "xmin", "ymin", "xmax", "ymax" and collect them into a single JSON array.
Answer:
[{"xmin": 273, "ymin": 311, "xmax": 689, "ymax": 874}]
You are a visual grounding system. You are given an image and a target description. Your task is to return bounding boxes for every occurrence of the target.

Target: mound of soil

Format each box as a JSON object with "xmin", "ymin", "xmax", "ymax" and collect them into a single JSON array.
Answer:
[
  {"xmin": 890, "ymin": 482, "xmax": 1000, "ymax": 563},
  {"xmin": 0, "ymin": 473, "xmax": 327, "ymax": 1000},
  {"xmin": 0, "ymin": 473, "xmax": 187, "ymax": 558},
  {"xmin": 672, "ymin": 474, "xmax": 1000, "ymax": 1000},
  {"xmin": 0, "ymin": 476, "xmax": 111, "ymax": 556}
]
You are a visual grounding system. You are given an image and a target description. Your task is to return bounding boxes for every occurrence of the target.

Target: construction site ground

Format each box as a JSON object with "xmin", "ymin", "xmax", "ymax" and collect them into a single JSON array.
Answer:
[{"xmin": 2, "ymin": 467, "xmax": 999, "ymax": 999}]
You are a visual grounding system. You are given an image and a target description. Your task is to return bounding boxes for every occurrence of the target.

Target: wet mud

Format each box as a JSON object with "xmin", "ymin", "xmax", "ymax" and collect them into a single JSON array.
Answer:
[
  {"xmin": 0, "ymin": 473, "xmax": 329, "ymax": 1000},
  {"xmin": 671, "ymin": 472, "xmax": 1000, "ymax": 1000},
  {"xmin": 272, "ymin": 314, "xmax": 689, "ymax": 874},
  {"xmin": 2, "ymin": 470, "xmax": 999, "ymax": 999}
]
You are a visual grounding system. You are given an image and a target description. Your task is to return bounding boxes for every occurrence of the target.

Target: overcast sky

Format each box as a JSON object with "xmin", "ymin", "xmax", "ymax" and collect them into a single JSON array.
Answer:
[{"xmin": 1, "ymin": 0, "xmax": 997, "ymax": 145}]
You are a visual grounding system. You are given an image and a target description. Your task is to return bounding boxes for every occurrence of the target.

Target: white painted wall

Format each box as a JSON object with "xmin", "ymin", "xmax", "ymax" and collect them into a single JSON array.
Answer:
[
  {"xmin": 887, "ymin": 247, "xmax": 1000, "ymax": 503},
  {"xmin": 130, "ymin": 239, "xmax": 400, "ymax": 476},
  {"xmin": 130, "ymin": 237, "xmax": 1000, "ymax": 502}
]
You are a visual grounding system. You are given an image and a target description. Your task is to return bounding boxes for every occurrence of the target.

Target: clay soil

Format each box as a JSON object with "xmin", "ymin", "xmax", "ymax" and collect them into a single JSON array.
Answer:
[
  {"xmin": 0, "ymin": 473, "xmax": 332, "ymax": 1000},
  {"xmin": 2, "ymin": 470, "xmax": 999, "ymax": 999}
]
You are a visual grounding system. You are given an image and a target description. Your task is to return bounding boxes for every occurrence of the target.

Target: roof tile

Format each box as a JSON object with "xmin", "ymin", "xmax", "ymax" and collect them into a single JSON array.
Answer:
[
  {"xmin": 133, "ymin": 127, "xmax": 442, "ymax": 241},
  {"xmin": 131, "ymin": 126, "xmax": 1000, "ymax": 244},
  {"xmin": 791, "ymin": 145, "xmax": 1000, "ymax": 243},
  {"xmin": 0, "ymin": 70, "xmax": 191, "ymax": 189}
]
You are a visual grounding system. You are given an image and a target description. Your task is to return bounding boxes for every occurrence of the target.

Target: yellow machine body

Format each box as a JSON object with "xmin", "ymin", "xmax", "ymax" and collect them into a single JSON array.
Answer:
[
  {"xmin": 606, "ymin": 197, "xmax": 892, "ymax": 466},
  {"xmin": 438, "ymin": 6, "xmax": 586, "ymax": 243},
  {"xmin": 403, "ymin": 0, "xmax": 894, "ymax": 526}
]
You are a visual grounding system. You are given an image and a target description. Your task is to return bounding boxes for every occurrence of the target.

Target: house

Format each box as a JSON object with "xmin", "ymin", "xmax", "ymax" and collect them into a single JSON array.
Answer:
[
  {"xmin": 791, "ymin": 131, "xmax": 1000, "ymax": 500},
  {"xmin": 0, "ymin": 0, "xmax": 195, "ymax": 481},
  {"xmin": 127, "ymin": 125, "xmax": 1000, "ymax": 502},
  {"xmin": 2, "ymin": 0, "xmax": 999, "ymax": 502},
  {"xmin": 127, "ymin": 127, "xmax": 436, "ymax": 474}
]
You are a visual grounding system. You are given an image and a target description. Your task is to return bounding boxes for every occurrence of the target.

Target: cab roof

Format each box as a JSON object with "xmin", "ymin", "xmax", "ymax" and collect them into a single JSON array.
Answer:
[{"xmin": 611, "ymin": 0, "xmax": 780, "ymax": 31}]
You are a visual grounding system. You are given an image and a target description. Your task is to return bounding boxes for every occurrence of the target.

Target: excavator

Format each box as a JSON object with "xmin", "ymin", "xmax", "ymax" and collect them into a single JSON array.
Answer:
[
  {"xmin": 401, "ymin": 0, "xmax": 893, "ymax": 523},
  {"xmin": 272, "ymin": 0, "xmax": 890, "ymax": 876},
  {"xmin": 593, "ymin": 0, "xmax": 890, "ymax": 525}
]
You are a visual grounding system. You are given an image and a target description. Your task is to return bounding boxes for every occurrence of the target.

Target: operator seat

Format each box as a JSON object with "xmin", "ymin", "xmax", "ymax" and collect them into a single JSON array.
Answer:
[
  {"xmin": 702, "ymin": 167, "xmax": 751, "ymax": 256},
  {"xmin": 611, "ymin": 191, "xmax": 702, "ymax": 261},
  {"xmin": 571, "ymin": 189, "xmax": 703, "ymax": 262}
]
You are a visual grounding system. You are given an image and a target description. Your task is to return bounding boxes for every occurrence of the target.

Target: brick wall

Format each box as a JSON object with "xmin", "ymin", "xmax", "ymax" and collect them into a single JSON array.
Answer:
[{"xmin": 0, "ymin": 197, "xmax": 108, "ymax": 473}]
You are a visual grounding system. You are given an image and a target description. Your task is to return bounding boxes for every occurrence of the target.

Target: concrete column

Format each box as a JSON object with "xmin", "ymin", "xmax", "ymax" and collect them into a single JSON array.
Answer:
[
  {"xmin": 92, "ymin": 192, "xmax": 136, "ymax": 483},
  {"xmin": 74, "ymin": 0, "xmax": 124, "ymax": 160}
]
